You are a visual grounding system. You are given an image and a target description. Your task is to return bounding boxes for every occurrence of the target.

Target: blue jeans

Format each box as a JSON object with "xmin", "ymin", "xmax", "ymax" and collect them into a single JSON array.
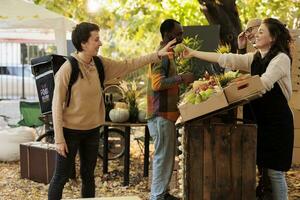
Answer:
[
  {"xmin": 48, "ymin": 127, "xmax": 100, "ymax": 200},
  {"xmin": 268, "ymin": 169, "xmax": 289, "ymax": 200},
  {"xmin": 148, "ymin": 117, "xmax": 177, "ymax": 200}
]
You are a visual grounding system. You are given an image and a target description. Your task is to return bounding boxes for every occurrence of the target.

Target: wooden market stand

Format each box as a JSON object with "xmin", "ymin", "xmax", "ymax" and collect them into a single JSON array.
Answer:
[{"xmin": 178, "ymin": 100, "xmax": 258, "ymax": 200}]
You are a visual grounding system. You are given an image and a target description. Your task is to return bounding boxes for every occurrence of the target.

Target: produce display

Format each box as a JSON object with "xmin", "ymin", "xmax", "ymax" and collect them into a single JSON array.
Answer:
[
  {"xmin": 217, "ymin": 70, "xmax": 241, "ymax": 87},
  {"xmin": 179, "ymin": 72, "xmax": 222, "ymax": 105},
  {"xmin": 179, "ymin": 70, "xmax": 253, "ymax": 105},
  {"xmin": 217, "ymin": 71, "xmax": 252, "ymax": 88}
]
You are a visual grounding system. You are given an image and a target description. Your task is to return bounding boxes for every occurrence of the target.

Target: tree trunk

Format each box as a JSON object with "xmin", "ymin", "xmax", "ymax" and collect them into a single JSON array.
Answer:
[{"xmin": 198, "ymin": 0, "xmax": 242, "ymax": 53}]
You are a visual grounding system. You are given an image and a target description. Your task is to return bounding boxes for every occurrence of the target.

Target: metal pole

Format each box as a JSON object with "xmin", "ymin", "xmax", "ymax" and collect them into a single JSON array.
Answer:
[
  {"xmin": 103, "ymin": 125, "xmax": 109, "ymax": 174},
  {"xmin": 143, "ymin": 125, "xmax": 150, "ymax": 177},
  {"xmin": 21, "ymin": 43, "xmax": 26, "ymax": 99},
  {"xmin": 123, "ymin": 126, "xmax": 130, "ymax": 186}
]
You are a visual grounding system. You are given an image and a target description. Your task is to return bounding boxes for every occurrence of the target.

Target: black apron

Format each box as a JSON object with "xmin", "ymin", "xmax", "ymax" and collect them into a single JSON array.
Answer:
[{"xmin": 250, "ymin": 52, "xmax": 294, "ymax": 171}]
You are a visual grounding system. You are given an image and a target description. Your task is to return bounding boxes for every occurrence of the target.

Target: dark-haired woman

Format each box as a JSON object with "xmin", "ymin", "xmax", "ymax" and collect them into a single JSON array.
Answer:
[
  {"xmin": 182, "ymin": 18, "xmax": 294, "ymax": 200},
  {"xmin": 48, "ymin": 22, "xmax": 175, "ymax": 200}
]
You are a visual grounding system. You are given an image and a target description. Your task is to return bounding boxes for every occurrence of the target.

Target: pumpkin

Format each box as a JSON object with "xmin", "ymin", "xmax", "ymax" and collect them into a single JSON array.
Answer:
[
  {"xmin": 138, "ymin": 110, "xmax": 147, "ymax": 123},
  {"xmin": 114, "ymin": 102, "xmax": 128, "ymax": 109},
  {"xmin": 109, "ymin": 108, "xmax": 129, "ymax": 123}
]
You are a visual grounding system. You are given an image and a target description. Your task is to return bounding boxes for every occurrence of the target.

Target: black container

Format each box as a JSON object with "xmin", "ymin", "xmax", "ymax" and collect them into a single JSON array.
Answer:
[{"xmin": 31, "ymin": 54, "xmax": 66, "ymax": 114}]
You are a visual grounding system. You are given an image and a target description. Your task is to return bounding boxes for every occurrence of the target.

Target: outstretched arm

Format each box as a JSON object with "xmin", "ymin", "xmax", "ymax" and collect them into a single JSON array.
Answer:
[
  {"xmin": 182, "ymin": 46, "xmax": 221, "ymax": 63},
  {"xmin": 102, "ymin": 39, "xmax": 177, "ymax": 82},
  {"xmin": 182, "ymin": 46, "xmax": 253, "ymax": 72}
]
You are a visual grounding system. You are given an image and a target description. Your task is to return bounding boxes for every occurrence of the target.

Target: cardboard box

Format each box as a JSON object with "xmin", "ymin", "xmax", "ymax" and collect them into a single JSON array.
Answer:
[
  {"xmin": 289, "ymin": 92, "xmax": 300, "ymax": 110},
  {"xmin": 224, "ymin": 75, "xmax": 264, "ymax": 104},
  {"xmin": 292, "ymin": 147, "xmax": 300, "ymax": 164},
  {"xmin": 178, "ymin": 91, "xmax": 228, "ymax": 122},
  {"xmin": 20, "ymin": 142, "xmax": 56, "ymax": 184},
  {"xmin": 294, "ymin": 129, "xmax": 300, "ymax": 148},
  {"xmin": 292, "ymin": 109, "xmax": 300, "ymax": 129}
]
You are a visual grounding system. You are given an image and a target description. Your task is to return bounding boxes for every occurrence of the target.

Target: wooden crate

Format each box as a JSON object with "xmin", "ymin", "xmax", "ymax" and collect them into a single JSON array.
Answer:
[
  {"xmin": 292, "ymin": 74, "xmax": 300, "ymax": 91},
  {"xmin": 290, "ymin": 33, "xmax": 300, "ymax": 59},
  {"xmin": 294, "ymin": 129, "xmax": 300, "ymax": 148},
  {"xmin": 289, "ymin": 29, "xmax": 300, "ymax": 40},
  {"xmin": 292, "ymin": 61, "xmax": 300, "ymax": 77},
  {"xmin": 178, "ymin": 91, "xmax": 228, "ymax": 122},
  {"xmin": 289, "ymin": 92, "xmax": 300, "ymax": 110},
  {"xmin": 183, "ymin": 121, "xmax": 257, "ymax": 200},
  {"xmin": 293, "ymin": 147, "xmax": 300, "ymax": 164},
  {"xmin": 291, "ymin": 37, "xmax": 300, "ymax": 83},
  {"xmin": 224, "ymin": 75, "xmax": 264, "ymax": 104}
]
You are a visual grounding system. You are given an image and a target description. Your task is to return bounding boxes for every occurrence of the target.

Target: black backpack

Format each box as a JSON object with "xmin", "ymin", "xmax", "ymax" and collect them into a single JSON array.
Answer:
[{"xmin": 66, "ymin": 56, "xmax": 105, "ymax": 107}]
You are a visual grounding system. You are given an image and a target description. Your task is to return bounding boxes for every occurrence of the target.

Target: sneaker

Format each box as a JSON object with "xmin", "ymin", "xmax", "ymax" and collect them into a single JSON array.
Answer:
[{"xmin": 164, "ymin": 193, "xmax": 180, "ymax": 200}]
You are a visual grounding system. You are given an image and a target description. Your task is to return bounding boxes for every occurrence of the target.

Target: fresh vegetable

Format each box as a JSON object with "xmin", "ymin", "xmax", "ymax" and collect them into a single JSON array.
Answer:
[
  {"xmin": 174, "ymin": 43, "xmax": 185, "ymax": 54},
  {"xmin": 180, "ymin": 72, "xmax": 221, "ymax": 105},
  {"xmin": 217, "ymin": 71, "xmax": 242, "ymax": 87}
]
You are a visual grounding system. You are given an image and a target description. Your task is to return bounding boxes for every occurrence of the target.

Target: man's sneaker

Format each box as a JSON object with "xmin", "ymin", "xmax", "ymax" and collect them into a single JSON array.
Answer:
[{"xmin": 164, "ymin": 193, "xmax": 180, "ymax": 200}]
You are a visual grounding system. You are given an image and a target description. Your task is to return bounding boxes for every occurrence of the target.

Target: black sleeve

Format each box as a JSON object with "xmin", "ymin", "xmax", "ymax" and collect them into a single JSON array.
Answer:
[{"xmin": 237, "ymin": 48, "xmax": 247, "ymax": 54}]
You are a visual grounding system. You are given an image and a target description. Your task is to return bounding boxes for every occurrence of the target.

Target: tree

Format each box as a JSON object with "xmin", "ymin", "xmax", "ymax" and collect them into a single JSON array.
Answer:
[
  {"xmin": 237, "ymin": 0, "xmax": 300, "ymax": 29},
  {"xmin": 34, "ymin": 0, "xmax": 206, "ymax": 58},
  {"xmin": 34, "ymin": 0, "xmax": 300, "ymax": 56},
  {"xmin": 197, "ymin": 0, "xmax": 242, "ymax": 52}
]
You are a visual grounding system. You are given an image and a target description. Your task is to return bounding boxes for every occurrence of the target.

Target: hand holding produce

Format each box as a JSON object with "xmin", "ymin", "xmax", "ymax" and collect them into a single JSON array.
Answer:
[{"xmin": 174, "ymin": 43, "xmax": 185, "ymax": 54}]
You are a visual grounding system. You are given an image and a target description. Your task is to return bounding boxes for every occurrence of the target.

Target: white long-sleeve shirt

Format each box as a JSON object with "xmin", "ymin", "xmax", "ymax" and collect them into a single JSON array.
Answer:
[{"xmin": 217, "ymin": 52, "xmax": 292, "ymax": 101}]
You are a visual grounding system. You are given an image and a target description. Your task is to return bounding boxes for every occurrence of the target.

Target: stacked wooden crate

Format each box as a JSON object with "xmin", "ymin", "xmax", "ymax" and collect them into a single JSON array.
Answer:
[
  {"xmin": 289, "ymin": 29, "xmax": 300, "ymax": 164},
  {"xmin": 183, "ymin": 121, "xmax": 257, "ymax": 200}
]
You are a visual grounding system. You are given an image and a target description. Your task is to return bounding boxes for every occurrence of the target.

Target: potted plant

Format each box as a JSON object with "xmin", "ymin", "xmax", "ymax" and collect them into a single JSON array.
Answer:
[{"xmin": 119, "ymin": 80, "xmax": 141, "ymax": 122}]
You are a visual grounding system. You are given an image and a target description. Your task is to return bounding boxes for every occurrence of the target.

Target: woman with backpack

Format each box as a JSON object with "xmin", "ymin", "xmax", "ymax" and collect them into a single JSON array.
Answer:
[{"xmin": 48, "ymin": 22, "xmax": 175, "ymax": 200}]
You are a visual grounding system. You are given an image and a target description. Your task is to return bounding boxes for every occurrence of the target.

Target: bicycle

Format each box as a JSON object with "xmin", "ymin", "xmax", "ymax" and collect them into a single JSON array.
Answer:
[
  {"xmin": 98, "ymin": 127, "xmax": 125, "ymax": 160},
  {"xmin": 35, "ymin": 114, "xmax": 55, "ymax": 143},
  {"xmin": 98, "ymin": 84, "xmax": 127, "ymax": 160},
  {"xmin": 35, "ymin": 119, "xmax": 126, "ymax": 160}
]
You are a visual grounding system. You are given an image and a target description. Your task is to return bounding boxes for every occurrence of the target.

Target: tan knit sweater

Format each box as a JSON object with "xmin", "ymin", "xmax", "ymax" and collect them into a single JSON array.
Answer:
[{"xmin": 52, "ymin": 52, "xmax": 160, "ymax": 143}]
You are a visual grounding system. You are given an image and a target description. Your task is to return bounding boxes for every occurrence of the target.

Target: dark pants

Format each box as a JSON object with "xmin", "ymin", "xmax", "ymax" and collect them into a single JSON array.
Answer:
[
  {"xmin": 256, "ymin": 166, "xmax": 273, "ymax": 200},
  {"xmin": 48, "ymin": 127, "xmax": 100, "ymax": 200}
]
